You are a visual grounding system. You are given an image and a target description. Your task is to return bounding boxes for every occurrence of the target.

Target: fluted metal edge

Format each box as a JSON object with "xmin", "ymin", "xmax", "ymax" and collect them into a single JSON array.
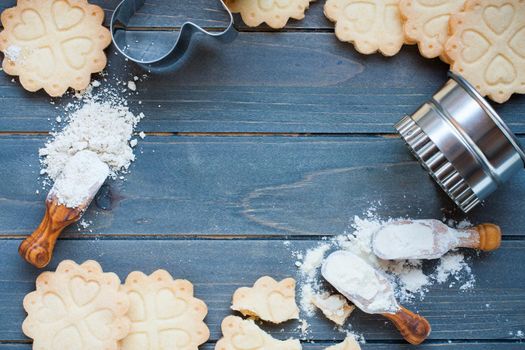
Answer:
[{"xmin": 395, "ymin": 115, "xmax": 481, "ymax": 213}]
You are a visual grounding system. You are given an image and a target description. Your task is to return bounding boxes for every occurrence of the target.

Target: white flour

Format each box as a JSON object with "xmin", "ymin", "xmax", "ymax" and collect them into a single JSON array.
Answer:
[
  {"xmin": 51, "ymin": 150, "xmax": 109, "ymax": 208},
  {"xmin": 5, "ymin": 45, "xmax": 21, "ymax": 62},
  {"xmin": 296, "ymin": 215, "xmax": 476, "ymax": 323},
  {"xmin": 373, "ymin": 221, "xmax": 435, "ymax": 259},
  {"xmin": 323, "ymin": 251, "xmax": 398, "ymax": 313},
  {"xmin": 40, "ymin": 88, "xmax": 144, "ymax": 181}
]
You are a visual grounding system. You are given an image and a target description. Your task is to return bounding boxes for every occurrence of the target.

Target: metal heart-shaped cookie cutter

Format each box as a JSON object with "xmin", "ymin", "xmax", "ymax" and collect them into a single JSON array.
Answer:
[{"xmin": 110, "ymin": 0, "xmax": 237, "ymax": 70}]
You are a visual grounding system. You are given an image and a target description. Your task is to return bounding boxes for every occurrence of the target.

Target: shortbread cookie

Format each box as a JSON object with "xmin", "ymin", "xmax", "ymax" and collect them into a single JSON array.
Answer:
[
  {"xmin": 120, "ymin": 270, "xmax": 210, "ymax": 350},
  {"xmin": 399, "ymin": 0, "xmax": 465, "ymax": 60},
  {"xmin": 232, "ymin": 276, "xmax": 299, "ymax": 324},
  {"xmin": 326, "ymin": 337, "xmax": 361, "ymax": 350},
  {"xmin": 324, "ymin": 0, "xmax": 406, "ymax": 56},
  {"xmin": 0, "ymin": 0, "xmax": 111, "ymax": 96},
  {"xmin": 216, "ymin": 316, "xmax": 302, "ymax": 350},
  {"xmin": 312, "ymin": 293, "xmax": 355, "ymax": 326},
  {"xmin": 225, "ymin": 0, "xmax": 314, "ymax": 29},
  {"xmin": 445, "ymin": 0, "xmax": 525, "ymax": 103},
  {"xmin": 22, "ymin": 260, "xmax": 130, "ymax": 350}
]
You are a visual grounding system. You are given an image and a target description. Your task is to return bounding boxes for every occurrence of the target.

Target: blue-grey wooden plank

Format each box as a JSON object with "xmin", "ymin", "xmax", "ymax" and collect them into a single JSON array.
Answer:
[
  {"xmin": 1, "ymin": 343, "xmax": 524, "ymax": 350},
  {"xmin": 0, "ymin": 239, "xmax": 524, "ymax": 342},
  {"xmin": 0, "ymin": 0, "xmax": 328, "ymax": 29},
  {"xmin": 0, "ymin": 33, "xmax": 523, "ymax": 133},
  {"xmin": 0, "ymin": 135, "xmax": 524, "ymax": 237}
]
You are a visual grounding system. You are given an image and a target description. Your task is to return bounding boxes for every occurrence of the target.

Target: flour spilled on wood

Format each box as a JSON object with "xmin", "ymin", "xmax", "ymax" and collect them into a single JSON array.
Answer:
[
  {"xmin": 39, "ymin": 75, "xmax": 146, "ymax": 208},
  {"xmin": 289, "ymin": 208, "xmax": 477, "ymax": 342}
]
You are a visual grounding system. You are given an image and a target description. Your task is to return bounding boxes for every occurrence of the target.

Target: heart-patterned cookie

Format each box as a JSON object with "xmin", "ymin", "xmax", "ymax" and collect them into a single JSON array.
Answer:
[
  {"xmin": 399, "ymin": 0, "xmax": 466, "ymax": 61},
  {"xmin": 325, "ymin": 336, "xmax": 362, "ymax": 350},
  {"xmin": 0, "ymin": 0, "xmax": 111, "ymax": 96},
  {"xmin": 445, "ymin": 0, "xmax": 525, "ymax": 103},
  {"xmin": 324, "ymin": 0, "xmax": 408, "ymax": 56},
  {"xmin": 231, "ymin": 276, "xmax": 299, "ymax": 324},
  {"xmin": 119, "ymin": 269, "xmax": 210, "ymax": 350},
  {"xmin": 22, "ymin": 260, "xmax": 130, "ymax": 350},
  {"xmin": 215, "ymin": 316, "xmax": 302, "ymax": 350},
  {"xmin": 225, "ymin": 0, "xmax": 315, "ymax": 29}
]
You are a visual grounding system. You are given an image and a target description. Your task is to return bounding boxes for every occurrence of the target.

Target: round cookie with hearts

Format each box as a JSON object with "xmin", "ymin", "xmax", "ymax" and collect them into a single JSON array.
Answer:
[
  {"xmin": 324, "ymin": 0, "xmax": 408, "ymax": 56},
  {"xmin": 399, "ymin": 0, "xmax": 466, "ymax": 61},
  {"xmin": 225, "ymin": 0, "xmax": 314, "ymax": 29},
  {"xmin": 119, "ymin": 269, "xmax": 210, "ymax": 350},
  {"xmin": 215, "ymin": 316, "xmax": 302, "ymax": 350},
  {"xmin": 22, "ymin": 260, "xmax": 130, "ymax": 350},
  {"xmin": 231, "ymin": 276, "xmax": 299, "ymax": 324},
  {"xmin": 326, "ymin": 336, "xmax": 362, "ymax": 350},
  {"xmin": 0, "ymin": 0, "xmax": 111, "ymax": 96},
  {"xmin": 445, "ymin": 0, "xmax": 525, "ymax": 103}
]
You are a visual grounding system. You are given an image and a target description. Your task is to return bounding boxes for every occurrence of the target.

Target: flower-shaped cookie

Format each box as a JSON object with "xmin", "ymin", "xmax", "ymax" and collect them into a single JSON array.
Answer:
[
  {"xmin": 326, "ymin": 337, "xmax": 361, "ymax": 350},
  {"xmin": 225, "ymin": 0, "xmax": 314, "ymax": 29},
  {"xmin": 0, "ymin": 0, "xmax": 111, "ymax": 96},
  {"xmin": 215, "ymin": 316, "xmax": 302, "ymax": 350},
  {"xmin": 231, "ymin": 276, "xmax": 299, "ymax": 324},
  {"xmin": 445, "ymin": 0, "xmax": 525, "ymax": 103},
  {"xmin": 119, "ymin": 270, "xmax": 210, "ymax": 350},
  {"xmin": 399, "ymin": 0, "xmax": 466, "ymax": 60},
  {"xmin": 324, "ymin": 0, "xmax": 407, "ymax": 56},
  {"xmin": 22, "ymin": 260, "xmax": 130, "ymax": 350},
  {"xmin": 312, "ymin": 293, "xmax": 355, "ymax": 326}
]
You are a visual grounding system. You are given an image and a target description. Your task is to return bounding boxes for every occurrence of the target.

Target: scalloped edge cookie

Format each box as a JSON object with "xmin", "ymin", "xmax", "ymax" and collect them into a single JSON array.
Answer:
[
  {"xmin": 22, "ymin": 260, "xmax": 130, "ymax": 350},
  {"xmin": 325, "ymin": 337, "xmax": 362, "ymax": 350},
  {"xmin": 119, "ymin": 269, "xmax": 210, "ymax": 350},
  {"xmin": 324, "ymin": 0, "xmax": 408, "ymax": 56},
  {"xmin": 215, "ymin": 315, "xmax": 302, "ymax": 350},
  {"xmin": 225, "ymin": 0, "xmax": 314, "ymax": 29},
  {"xmin": 232, "ymin": 276, "xmax": 299, "ymax": 324},
  {"xmin": 312, "ymin": 293, "xmax": 355, "ymax": 326},
  {"xmin": 0, "ymin": 0, "xmax": 111, "ymax": 96},
  {"xmin": 445, "ymin": 0, "xmax": 525, "ymax": 103},
  {"xmin": 399, "ymin": 0, "xmax": 466, "ymax": 61}
]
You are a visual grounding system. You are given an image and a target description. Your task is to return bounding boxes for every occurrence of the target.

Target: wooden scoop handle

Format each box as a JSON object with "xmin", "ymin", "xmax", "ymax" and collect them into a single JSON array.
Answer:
[
  {"xmin": 19, "ymin": 199, "xmax": 83, "ymax": 268},
  {"xmin": 383, "ymin": 306, "xmax": 431, "ymax": 345},
  {"xmin": 473, "ymin": 223, "xmax": 501, "ymax": 251}
]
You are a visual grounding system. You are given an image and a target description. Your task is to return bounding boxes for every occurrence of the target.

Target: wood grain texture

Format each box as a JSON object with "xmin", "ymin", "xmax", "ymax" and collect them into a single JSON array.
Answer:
[
  {"xmin": 0, "ymin": 34, "xmax": 523, "ymax": 133},
  {"xmin": 0, "ymin": 239, "xmax": 523, "ymax": 342},
  {"xmin": 1, "ymin": 135, "xmax": 524, "ymax": 237}
]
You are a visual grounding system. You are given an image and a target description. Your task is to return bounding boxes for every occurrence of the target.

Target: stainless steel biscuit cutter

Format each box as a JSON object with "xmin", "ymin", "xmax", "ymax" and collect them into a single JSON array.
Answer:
[
  {"xmin": 110, "ymin": 0, "xmax": 237, "ymax": 70},
  {"xmin": 396, "ymin": 72, "xmax": 525, "ymax": 213}
]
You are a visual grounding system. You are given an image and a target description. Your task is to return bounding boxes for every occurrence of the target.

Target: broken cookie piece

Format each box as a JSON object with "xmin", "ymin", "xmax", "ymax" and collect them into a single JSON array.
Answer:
[
  {"xmin": 312, "ymin": 293, "xmax": 355, "ymax": 326},
  {"xmin": 326, "ymin": 337, "xmax": 361, "ymax": 350},
  {"xmin": 216, "ymin": 315, "xmax": 302, "ymax": 350},
  {"xmin": 232, "ymin": 276, "xmax": 299, "ymax": 324}
]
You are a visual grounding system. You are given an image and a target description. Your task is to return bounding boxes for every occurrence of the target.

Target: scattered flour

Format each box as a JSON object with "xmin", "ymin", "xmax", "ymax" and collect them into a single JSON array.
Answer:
[
  {"xmin": 51, "ymin": 150, "xmax": 109, "ymax": 208},
  {"xmin": 5, "ymin": 45, "xmax": 21, "ymax": 62},
  {"xmin": 40, "ymin": 91, "xmax": 144, "ymax": 180},
  {"xmin": 296, "ymin": 214, "xmax": 477, "ymax": 335}
]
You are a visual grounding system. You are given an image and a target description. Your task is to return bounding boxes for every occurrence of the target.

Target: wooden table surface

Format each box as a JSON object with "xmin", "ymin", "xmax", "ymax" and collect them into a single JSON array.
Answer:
[{"xmin": 1, "ymin": 0, "xmax": 524, "ymax": 348}]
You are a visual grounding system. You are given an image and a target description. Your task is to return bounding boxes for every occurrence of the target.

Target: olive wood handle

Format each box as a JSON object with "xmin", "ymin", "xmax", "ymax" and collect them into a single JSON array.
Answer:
[
  {"xmin": 19, "ymin": 198, "xmax": 83, "ymax": 268},
  {"xmin": 473, "ymin": 223, "xmax": 501, "ymax": 251},
  {"xmin": 383, "ymin": 306, "xmax": 431, "ymax": 345}
]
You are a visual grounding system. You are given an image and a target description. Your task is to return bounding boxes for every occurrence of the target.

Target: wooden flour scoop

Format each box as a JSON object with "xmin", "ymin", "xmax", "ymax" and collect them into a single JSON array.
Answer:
[
  {"xmin": 372, "ymin": 219, "xmax": 501, "ymax": 260},
  {"xmin": 19, "ymin": 151, "xmax": 109, "ymax": 268},
  {"xmin": 322, "ymin": 251, "xmax": 431, "ymax": 345}
]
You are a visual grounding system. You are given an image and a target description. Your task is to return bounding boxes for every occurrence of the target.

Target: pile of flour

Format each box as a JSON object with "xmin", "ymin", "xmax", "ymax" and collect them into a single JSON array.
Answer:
[
  {"xmin": 39, "ymin": 81, "xmax": 145, "ymax": 207},
  {"xmin": 295, "ymin": 215, "xmax": 476, "ymax": 318}
]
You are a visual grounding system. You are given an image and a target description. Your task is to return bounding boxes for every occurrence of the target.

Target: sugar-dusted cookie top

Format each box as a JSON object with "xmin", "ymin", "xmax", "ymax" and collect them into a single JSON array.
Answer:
[
  {"xmin": 0, "ymin": 0, "xmax": 111, "ymax": 96},
  {"xmin": 232, "ymin": 276, "xmax": 299, "ymax": 324},
  {"xmin": 445, "ymin": 0, "xmax": 525, "ymax": 103},
  {"xmin": 216, "ymin": 315, "xmax": 302, "ymax": 350},
  {"xmin": 326, "ymin": 337, "xmax": 362, "ymax": 350},
  {"xmin": 324, "ymin": 0, "xmax": 407, "ymax": 56},
  {"xmin": 399, "ymin": 0, "xmax": 465, "ymax": 60},
  {"xmin": 312, "ymin": 293, "xmax": 355, "ymax": 326},
  {"xmin": 119, "ymin": 269, "xmax": 210, "ymax": 350},
  {"xmin": 225, "ymin": 0, "xmax": 314, "ymax": 29},
  {"xmin": 22, "ymin": 260, "xmax": 130, "ymax": 350}
]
